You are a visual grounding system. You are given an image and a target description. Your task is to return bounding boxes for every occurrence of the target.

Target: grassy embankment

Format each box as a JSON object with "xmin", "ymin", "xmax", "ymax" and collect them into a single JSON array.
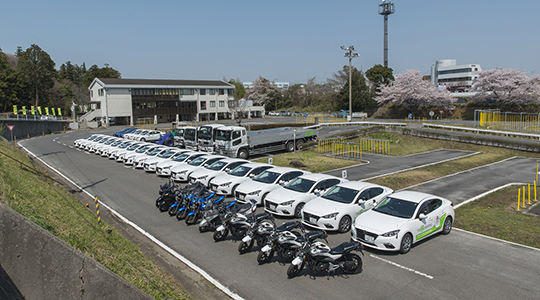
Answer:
[
  {"xmin": 261, "ymin": 130, "xmax": 540, "ymax": 248},
  {"xmin": 0, "ymin": 139, "xmax": 191, "ymax": 300}
]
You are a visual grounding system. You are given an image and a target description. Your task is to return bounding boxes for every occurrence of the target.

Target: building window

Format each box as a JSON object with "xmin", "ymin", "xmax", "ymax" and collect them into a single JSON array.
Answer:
[
  {"xmin": 200, "ymin": 101, "xmax": 207, "ymax": 110},
  {"xmin": 209, "ymin": 89, "xmax": 216, "ymax": 95},
  {"xmin": 219, "ymin": 100, "xmax": 225, "ymax": 107},
  {"xmin": 98, "ymin": 89, "xmax": 104, "ymax": 96},
  {"xmin": 218, "ymin": 89, "xmax": 225, "ymax": 95},
  {"xmin": 90, "ymin": 90, "xmax": 93, "ymax": 97},
  {"xmin": 180, "ymin": 89, "xmax": 195, "ymax": 95},
  {"xmin": 200, "ymin": 89, "xmax": 206, "ymax": 95},
  {"xmin": 210, "ymin": 101, "xmax": 216, "ymax": 107}
]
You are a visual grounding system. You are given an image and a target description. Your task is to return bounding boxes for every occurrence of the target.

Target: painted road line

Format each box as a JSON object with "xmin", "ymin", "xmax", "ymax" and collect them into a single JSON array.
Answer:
[{"xmin": 370, "ymin": 254, "xmax": 434, "ymax": 280}]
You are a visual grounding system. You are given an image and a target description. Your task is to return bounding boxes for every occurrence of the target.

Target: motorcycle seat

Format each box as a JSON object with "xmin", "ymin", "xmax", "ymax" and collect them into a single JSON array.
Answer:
[{"xmin": 329, "ymin": 241, "xmax": 358, "ymax": 255}]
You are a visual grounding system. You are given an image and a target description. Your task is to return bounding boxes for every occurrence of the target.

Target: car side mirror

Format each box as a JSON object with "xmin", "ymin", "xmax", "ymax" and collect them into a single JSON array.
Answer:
[
  {"xmin": 357, "ymin": 200, "xmax": 366, "ymax": 205},
  {"xmin": 419, "ymin": 213, "xmax": 427, "ymax": 220}
]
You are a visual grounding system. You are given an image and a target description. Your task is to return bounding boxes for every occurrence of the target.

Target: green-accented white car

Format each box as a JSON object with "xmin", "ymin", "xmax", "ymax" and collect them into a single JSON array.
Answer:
[{"xmin": 351, "ymin": 191, "xmax": 455, "ymax": 254}]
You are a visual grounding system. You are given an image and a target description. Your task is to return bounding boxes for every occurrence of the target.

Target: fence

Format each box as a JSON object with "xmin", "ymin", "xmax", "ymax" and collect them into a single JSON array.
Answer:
[
  {"xmin": 476, "ymin": 110, "xmax": 540, "ymax": 133},
  {"xmin": 317, "ymin": 138, "xmax": 389, "ymax": 160}
]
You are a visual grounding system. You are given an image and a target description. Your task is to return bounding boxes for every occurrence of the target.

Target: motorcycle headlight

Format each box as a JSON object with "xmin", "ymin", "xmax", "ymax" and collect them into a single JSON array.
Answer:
[
  {"xmin": 248, "ymin": 190, "xmax": 262, "ymax": 196},
  {"xmin": 321, "ymin": 212, "xmax": 338, "ymax": 219},
  {"xmin": 381, "ymin": 229, "xmax": 400, "ymax": 237},
  {"xmin": 220, "ymin": 182, "xmax": 232, "ymax": 187},
  {"xmin": 281, "ymin": 200, "xmax": 294, "ymax": 206}
]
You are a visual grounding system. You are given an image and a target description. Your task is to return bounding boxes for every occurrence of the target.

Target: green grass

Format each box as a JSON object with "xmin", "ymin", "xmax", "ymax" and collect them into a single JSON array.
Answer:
[
  {"xmin": 0, "ymin": 139, "xmax": 191, "ymax": 300},
  {"xmin": 455, "ymin": 186, "xmax": 540, "ymax": 249}
]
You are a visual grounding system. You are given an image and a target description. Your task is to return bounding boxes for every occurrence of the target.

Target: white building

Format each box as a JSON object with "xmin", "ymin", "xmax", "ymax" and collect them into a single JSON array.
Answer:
[
  {"xmin": 86, "ymin": 78, "xmax": 264, "ymax": 126},
  {"xmin": 243, "ymin": 81, "xmax": 290, "ymax": 90},
  {"xmin": 431, "ymin": 59, "xmax": 482, "ymax": 96}
]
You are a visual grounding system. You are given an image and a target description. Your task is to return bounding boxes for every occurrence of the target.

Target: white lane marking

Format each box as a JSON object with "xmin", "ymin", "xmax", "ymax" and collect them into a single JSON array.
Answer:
[
  {"xmin": 62, "ymin": 143, "xmax": 67, "ymax": 146},
  {"xmin": 69, "ymin": 146, "xmax": 74, "ymax": 149},
  {"xmin": 453, "ymin": 228, "xmax": 540, "ymax": 252},
  {"xmin": 18, "ymin": 143, "xmax": 244, "ymax": 300},
  {"xmin": 370, "ymin": 254, "xmax": 434, "ymax": 280}
]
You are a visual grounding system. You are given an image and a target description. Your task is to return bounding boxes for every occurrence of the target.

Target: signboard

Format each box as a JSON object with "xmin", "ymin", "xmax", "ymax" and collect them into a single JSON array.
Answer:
[
  {"xmin": 268, "ymin": 157, "xmax": 273, "ymax": 165},
  {"xmin": 429, "ymin": 111, "xmax": 434, "ymax": 117},
  {"xmin": 31, "ymin": 106, "xmax": 35, "ymax": 115},
  {"xmin": 342, "ymin": 170, "xmax": 347, "ymax": 179},
  {"xmin": 7, "ymin": 125, "xmax": 14, "ymax": 131},
  {"xmin": 408, "ymin": 113, "xmax": 413, "ymax": 120},
  {"xmin": 22, "ymin": 106, "xmax": 26, "ymax": 115},
  {"xmin": 37, "ymin": 106, "xmax": 42, "ymax": 115},
  {"xmin": 45, "ymin": 107, "xmax": 49, "ymax": 115},
  {"xmin": 58, "ymin": 108, "xmax": 62, "ymax": 116}
]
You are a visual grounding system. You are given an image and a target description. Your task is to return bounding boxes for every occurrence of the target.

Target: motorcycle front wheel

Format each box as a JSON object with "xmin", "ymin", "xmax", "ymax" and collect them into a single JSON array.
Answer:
[
  {"xmin": 168, "ymin": 205, "xmax": 179, "ymax": 216},
  {"xmin": 342, "ymin": 253, "xmax": 363, "ymax": 274},
  {"xmin": 185, "ymin": 213, "xmax": 198, "ymax": 225},
  {"xmin": 158, "ymin": 202, "xmax": 169, "ymax": 212},
  {"xmin": 287, "ymin": 262, "xmax": 304, "ymax": 278},
  {"xmin": 238, "ymin": 239, "xmax": 255, "ymax": 254},
  {"xmin": 176, "ymin": 208, "xmax": 188, "ymax": 220},
  {"xmin": 213, "ymin": 229, "xmax": 229, "ymax": 241},
  {"xmin": 257, "ymin": 249, "xmax": 275, "ymax": 264}
]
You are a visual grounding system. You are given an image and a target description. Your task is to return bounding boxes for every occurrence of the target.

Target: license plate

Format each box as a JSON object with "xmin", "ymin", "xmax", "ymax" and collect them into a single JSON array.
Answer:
[
  {"xmin": 242, "ymin": 235, "xmax": 252, "ymax": 243},
  {"xmin": 292, "ymin": 256, "xmax": 303, "ymax": 265},
  {"xmin": 261, "ymin": 245, "xmax": 271, "ymax": 252},
  {"xmin": 365, "ymin": 235, "xmax": 375, "ymax": 243},
  {"xmin": 269, "ymin": 204, "xmax": 276, "ymax": 210},
  {"xmin": 310, "ymin": 217, "xmax": 317, "ymax": 224},
  {"xmin": 238, "ymin": 194, "xmax": 245, "ymax": 200}
]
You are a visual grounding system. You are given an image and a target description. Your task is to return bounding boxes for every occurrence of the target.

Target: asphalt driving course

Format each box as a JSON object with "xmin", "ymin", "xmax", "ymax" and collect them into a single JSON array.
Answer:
[{"xmin": 19, "ymin": 130, "xmax": 540, "ymax": 300}]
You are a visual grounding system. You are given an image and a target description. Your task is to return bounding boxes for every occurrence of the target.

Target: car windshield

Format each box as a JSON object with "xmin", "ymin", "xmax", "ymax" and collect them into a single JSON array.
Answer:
[
  {"xmin": 228, "ymin": 165, "xmax": 251, "ymax": 177},
  {"xmin": 111, "ymin": 141, "xmax": 123, "ymax": 146},
  {"xmin": 321, "ymin": 186, "xmax": 359, "ymax": 204},
  {"xmin": 172, "ymin": 153, "xmax": 190, "ymax": 162},
  {"xmin": 118, "ymin": 143, "xmax": 131, "ymax": 149},
  {"xmin": 207, "ymin": 161, "xmax": 227, "ymax": 171},
  {"xmin": 147, "ymin": 148, "xmax": 163, "ymax": 156},
  {"xmin": 127, "ymin": 144, "xmax": 141, "ymax": 150},
  {"xmin": 135, "ymin": 146, "xmax": 151, "ymax": 153},
  {"xmin": 159, "ymin": 151, "xmax": 176, "ymax": 158},
  {"xmin": 284, "ymin": 178, "xmax": 316, "ymax": 193},
  {"xmin": 104, "ymin": 139, "xmax": 116, "ymax": 145},
  {"xmin": 215, "ymin": 130, "xmax": 231, "ymax": 141},
  {"xmin": 198, "ymin": 127, "xmax": 212, "ymax": 140},
  {"xmin": 373, "ymin": 197, "xmax": 418, "ymax": 219},
  {"xmin": 188, "ymin": 157, "xmax": 207, "ymax": 166},
  {"xmin": 253, "ymin": 171, "xmax": 280, "ymax": 184}
]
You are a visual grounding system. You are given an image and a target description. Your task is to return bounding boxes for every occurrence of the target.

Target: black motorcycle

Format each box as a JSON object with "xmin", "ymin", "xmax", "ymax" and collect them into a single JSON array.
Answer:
[
  {"xmin": 198, "ymin": 200, "xmax": 250, "ymax": 233},
  {"xmin": 213, "ymin": 201, "xmax": 271, "ymax": 242},
  {"xmin": 155, "ymin": 180, "xmax": 178, "ymax": 212},
  {"xmin": 287, "ymin": 239, "xmax": 364, "ymax": 278},
  {"xmin": 237, "ymin": 215, "xmax": 276, "ymax": 254},
  {"xmin": 257, "ymin": 223, "xmax": 327, "ymax": 264}
]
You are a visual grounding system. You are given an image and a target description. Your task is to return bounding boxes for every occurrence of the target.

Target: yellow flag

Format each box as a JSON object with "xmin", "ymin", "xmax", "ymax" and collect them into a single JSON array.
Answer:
[
  {"xmin": 37, "ymin": 106, "xmax": 42, "ymax": 114},
  {"xmin": 31, "ymin": 106, "xmax": 35, "ymax": 115},
  {"xmin": 58, "ymin": 108, "xmax": 62, "ymax": 116},
  {"xmin": 52, "ymin": 108, "xmax": 56, "ymax": 116},
  {"xmin": 45, "ymin": 107, "xmax": 49, "ymax": 115},
  {"xmin": 13, "ymin": 105, "xmax": 17, "ymax": 114},
  {"xmin": 22, "ymin": 106, "xmax": 26, "ymax": 115}
]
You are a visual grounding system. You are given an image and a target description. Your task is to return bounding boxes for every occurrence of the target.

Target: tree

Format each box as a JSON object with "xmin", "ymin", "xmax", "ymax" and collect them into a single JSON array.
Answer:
[
  {"xmin": 335, "ymin": 66, "xmax": 375, "ymax": 113},
  {"xmin": 16, "ymin": 44, "xmax": 56, "ymax": 108},
  {"xmin": 0, "ymin": 50, "xmax": 23, "ymax": 112},
  {"xmin": 366, "ymin": 64, "xmax": 394, "ymax": 92},
  {"xmin": 472, "ymin": 68, "xmax": 540, "ymax": 109},
  {"xmin": 227, "ymin": 78, "xmax": 246, "ymax": 100},
  {"xmin": 244, "ymin": 76, "xmax": 281, "ymax": 107},
  {"xmin": 376, "ymin": 70, "xmax": 454, "ymax": 116},
  {"xmin": 81, "ymin": 64, "xmax": 121, "ymax": 88}
]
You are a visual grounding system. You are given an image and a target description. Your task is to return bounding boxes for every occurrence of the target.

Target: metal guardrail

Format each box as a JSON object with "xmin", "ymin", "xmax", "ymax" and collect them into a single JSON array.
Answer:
[
  {"xmin": 422, "ymin": 123, "xmax": 540, "ymax": 140},
  {"xmin": 0, "ymin": 114, "xmax": 71, "ymax": 121},
  {"xmin": 305, "ymin": 121, "xmax": 407, "ymax": 129}
]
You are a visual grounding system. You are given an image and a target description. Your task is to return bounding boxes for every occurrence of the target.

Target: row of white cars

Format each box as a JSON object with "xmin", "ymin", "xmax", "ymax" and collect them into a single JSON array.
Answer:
[{"xmin": 74, "ymin": 133, "xmax": 455, "ymax": 254}]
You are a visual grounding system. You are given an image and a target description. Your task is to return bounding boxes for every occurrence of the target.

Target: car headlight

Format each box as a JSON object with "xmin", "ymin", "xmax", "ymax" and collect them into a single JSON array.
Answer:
[
  {"xmin": 198, "ymin": 175, "xmax": 208, "ymax": 180},
  {"xmin": 281, "ymin": 200, "xmax": 295, "ymax": 206},
  {"xmin": 150, "ymin": 162, "xmax": 158, "ymax": 165},
  {"xmin": 220, "ymin": 182, "xmax": 232, "ymax": 187},
  {"xmin": 321, "ymin": 212, "xmax": 339, "ymax": 219},
  {"xmin": 381, "ymin": 229, "xmax": 400, "ymax": 237},
  {"xmin": 248, "ymin": 190, "xmax": 262, "ymax": 196},
  {"xmin": 178, "ymin": 170, "xmax": 187, "ymax": 174}
]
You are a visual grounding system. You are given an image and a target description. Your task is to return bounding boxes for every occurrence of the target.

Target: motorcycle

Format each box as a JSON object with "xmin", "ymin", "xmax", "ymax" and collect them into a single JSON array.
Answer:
[
  {"xmin": 185, "ymin": 193, "xmax": 223, "ymax": 225},
  {"xmin": 287, "ymin": 239, "xmax": 364, "ymax": 278},
  {"xmin": 173, "ymin": 183, "xmax": 210, "ymax": 220},
  {"xmin": 237, "ymin": 215, "xmax": 276, "ymax": 254},
  {"xmin": 155, "ymin": 179, "xmax": 178, "ymax": 212},
  {"xmin": 257, "ymin": 224, "xmax": 327, "ymax": 265},
  {"xmin": 198, "ymin": 200, "xmax": 245, "ymax": 232},
  {"xmin": 213, "ymin": 200, "xmax": 270, "ymax": 242}
]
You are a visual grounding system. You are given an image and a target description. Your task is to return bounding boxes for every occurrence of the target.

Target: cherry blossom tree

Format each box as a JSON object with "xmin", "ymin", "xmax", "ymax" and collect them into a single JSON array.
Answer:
[
  {"xmin": 472, "ymin": 68, "xmax": 540, "ymax": 107},
  {"xmin": 376, "ymin": 70, "xmax": 454, "ymax": 116}
]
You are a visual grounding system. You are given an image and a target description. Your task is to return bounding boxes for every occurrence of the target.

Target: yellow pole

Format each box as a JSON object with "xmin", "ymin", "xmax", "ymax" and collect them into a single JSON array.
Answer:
[
  {"xmin": 535, "ymin": 181, "xmax": 537, "ymax": 201},
  {"xmin": 517, "ymin": 189, "xmax": 521, "ymax": 211},
  {"xmin": 523, "ymin": 186, "xmax": 526, "ymax": 207},
  {"xmin": 528, "ymin": 183, "xmax": 531, "ymax": 204},
  {"xmin": 536, "ymin": 162, "xmax": 538, "ymax": 182}
]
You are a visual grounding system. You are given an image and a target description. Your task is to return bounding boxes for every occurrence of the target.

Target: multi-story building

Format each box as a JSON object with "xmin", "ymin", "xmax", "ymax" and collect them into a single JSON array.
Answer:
[
  {"xmin": 87, "ymin": 78, "xmax": 263, "ymax": 126},
  {"xmin": 243, "ymin": 81, "xmax": 290, "ymax": 90},
  {"xmin": 431, "ymin": 59, "xmax": 482, "ymax": 96}
]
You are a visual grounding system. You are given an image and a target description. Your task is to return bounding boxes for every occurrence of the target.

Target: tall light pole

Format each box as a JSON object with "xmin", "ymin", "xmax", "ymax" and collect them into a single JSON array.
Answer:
[
  {"xmin": 379, "ymin": 0, "xmax": 395, "ymax": 67},
  {"xmin": 341, "ymin": 45, "xmax": 359, "ymax": 122}
]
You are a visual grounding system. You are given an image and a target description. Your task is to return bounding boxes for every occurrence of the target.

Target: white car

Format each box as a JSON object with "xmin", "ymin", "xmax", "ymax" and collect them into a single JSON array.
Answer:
[
  {"xmin": 264, "ymin": 174, "xmax": 347, "ymax": 218},
  {"xmin": 73, "ymin": 134, "xmax": 103, "ymax": 148},
  {"xmin": 123, "ymin": 129, "xmax": 147, "ymax": 140},
  {"xmin": 234, "ymin": 167, "xmax": 309, "ymax": 205},
  {"xmin": 209, "ymin": 162, "xmax": 274, "ymax": 196},
  {"xmin": 170, "ymin": 155, "xmax": 225, "ymax": 182},
  {"xmin": 155, "ymin": 151, "xmax": 206, "ymax": 177},
  {"xmin": 131, "ymin": 146, "xmax": 170, "ymax": 168},
  {"xmin": 123, "ymin": 144, "xmax": 160, "ymax": 165},
  {"xmin": 80, "ymin": 135, "xmax": 109, "ymax": 150},
  {"xmin": 188, "ymin": 158, "xmax": 249, "ymax": 187},
  {"xmin": 351, "ymin": 191, "xmax": 455, "ymax": 254},
  {"xmin": 87, "ymin": 136, "xmax": 117, "ymax": 153},
  {"xmin": 99, "ymin": 139, "xmax": 131, "ymax": 157},
  {"xmin": 93, "ymin": 137, "xmax": 122, "ymax": 155},
  {"xmin": 301, "ymin": 181, "xmax": 393, "ymax": 233},
  {"xmin": 113, "ymin": 142, "xmax": 147, "ymax": 161},
  {"xmin": 143, "ymin": 149, "xmax": 187, "ymax": 172},
  {"xmin": 135, "ymin": 130, "xmax": 163, "ymax": 142},
  {"xmin": 104, "ymin": 140, "xmax": 137, "ymax": 158}
]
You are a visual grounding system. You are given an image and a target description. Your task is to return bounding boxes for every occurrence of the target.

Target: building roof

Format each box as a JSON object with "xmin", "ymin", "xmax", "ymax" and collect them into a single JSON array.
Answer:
[{"xmin": 89, "ymin": 78, "xmax": 234, "ymax": 90}]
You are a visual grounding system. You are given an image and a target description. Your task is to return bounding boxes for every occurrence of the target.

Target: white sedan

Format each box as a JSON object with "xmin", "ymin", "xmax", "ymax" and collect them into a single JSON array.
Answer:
[
  {"xmin": 209, "ymin": 162, "xmax": 274, "ymax": 196},
  {"xmin": 264, "ymin": 173, "xmax": 347, "ymax": 218},
  {"xmin": 301, "ymin": 181, "xmax": 393, "ymax": 233},
  {"xmin": 351, "ymin": 191, "xmax": 455, "ymax": 254},
  {"xmin": 234, "ymin": 167, "xmax": 309, "ymax": 205},
  {"xmin": 143, "ymin": 149, "xmax": 187, "ymax": 172},
  {"xmin": 155, "ymin": 151, "xmax": 206, "ymax": 177},
  {"xmin": 188, "ymin": 158, "xmax": 249, "ymax": 186},
  {"xmin": 132, "ymin": 146, "xmax": 170, "ymax": 169},
  {"xmin": 170, "ymin": 155, "xmax": 225, "ymax": 182}
]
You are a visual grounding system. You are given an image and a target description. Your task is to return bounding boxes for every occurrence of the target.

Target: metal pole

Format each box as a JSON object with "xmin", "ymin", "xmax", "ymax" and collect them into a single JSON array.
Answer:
[
  {"xmin": 349, "ymin": 57, "xmax": 352, "ymax": 122},
  {"xmin": 384, "ymin": 14, "xmax": 388, "ymax": 67}
]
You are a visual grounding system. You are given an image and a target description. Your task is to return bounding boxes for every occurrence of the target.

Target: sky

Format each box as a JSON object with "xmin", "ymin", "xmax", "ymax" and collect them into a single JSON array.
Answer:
[{"xmin": 2, "ymin": 0, "xmax": 539, "ymax": 84}]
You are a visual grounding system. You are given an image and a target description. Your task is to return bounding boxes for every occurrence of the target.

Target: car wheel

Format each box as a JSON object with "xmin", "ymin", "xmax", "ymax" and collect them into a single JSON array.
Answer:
[
  {"xmin": 338, "ymin": 215, "xmax": 352, "ymax": 233},
  {"xmin": 294, "ymin": 203, "xmax": 305, "ymax": 218},
  {"xmin": 286, "ymin": 141, "xmax": 294, "ymax": 152},
  {"xmin": 442, "ymin": 216, "xmax": 453, "ymax": 235},
  {"xmin": 399, "ymin": 233, "xmax": 413, "ymax": 254}
]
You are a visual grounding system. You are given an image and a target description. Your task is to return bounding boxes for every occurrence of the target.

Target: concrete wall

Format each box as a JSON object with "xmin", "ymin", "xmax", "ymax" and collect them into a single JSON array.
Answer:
[
  {"xmin": 0, "ymin": 120, "xmax": 69, "ymax": 140},
  {"xmin": 0, "ymin": 202, "xmax": 153, "ymax": 300}
]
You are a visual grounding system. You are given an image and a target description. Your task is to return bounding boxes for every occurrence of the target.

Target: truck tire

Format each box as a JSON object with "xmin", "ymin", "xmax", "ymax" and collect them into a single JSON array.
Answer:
[
  {"xmin": 238, "ymin": 149, "xmax": 249, "ymax": 159},
  {"xmin": 286, "ymin": 141, "xmax": 294, "ymax": 152}
]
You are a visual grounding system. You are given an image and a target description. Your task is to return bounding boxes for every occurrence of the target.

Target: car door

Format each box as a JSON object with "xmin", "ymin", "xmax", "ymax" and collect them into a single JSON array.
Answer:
[
  {"xmin": 413, "ymin": 199, "xmax": 443, "ymax": 241},
  {"xmin": 278, "ymin": 171, "xmax": 304, "ymax": 186}
]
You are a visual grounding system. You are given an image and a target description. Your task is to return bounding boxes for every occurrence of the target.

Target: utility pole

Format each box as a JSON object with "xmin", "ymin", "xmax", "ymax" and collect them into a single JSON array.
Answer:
[
  {"xmin": 340, "ymin": 46, "xmax": 359, "ymax": 122},
  {"xmin": 379, "ymin": 1, "xmax": 395, "ymax": 67}
]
